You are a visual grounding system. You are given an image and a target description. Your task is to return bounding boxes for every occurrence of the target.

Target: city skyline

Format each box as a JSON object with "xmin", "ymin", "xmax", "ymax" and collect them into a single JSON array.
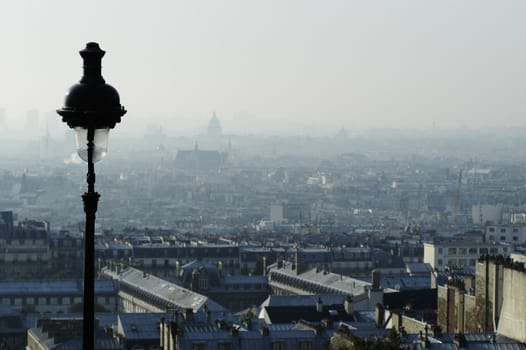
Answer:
[{"xmin": 1, "ymin": 1, "xmax": 526, "ymax": 136}]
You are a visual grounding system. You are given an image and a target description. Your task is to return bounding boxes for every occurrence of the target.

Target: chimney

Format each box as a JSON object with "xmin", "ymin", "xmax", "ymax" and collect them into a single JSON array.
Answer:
[
  {"xmin": 295, "ymin": 248, "xmax": 308, "ymax": 275},
  {"xmin": 183, "ymin": 308, "xmax": 193, "ymax": 321},
  {"xmin": 277, "ymin": 256, "xmax": 284, "ymax": 269},
  {"xmin": 259, "ymin": 327, "xmax": 270, "ymax": 336},
  {"xmin": 230, "ymin": 326, "xmax": 239, "ymax": 336},
  {"xmin": 218, "ymin": 260, "xmax": 223, "ymax": 277},
  {"xmin": 316, "ymin": 297, "xmax": 323, "ymax": 313},
  {"xmin": 242, "ymin": 318, "xmax": 252, "ymax": 330},
  {"xmin": 191, "ymin": 269, "xmax": 200, "ymax": 291},
  {"xmin": 203, "ymin": 304, "xmax": 210, "ymax": 324},
  {"xmin": 176, "ymin": 260, "xmax": 182, "ymax": 278},
  {"xmin": 371, "ymin": 270, "xmax": 381, "ymax": 290},
  {"xmin": 344, "ymin": 295, "xmax": 353, "ymax": 314},
  {"xmin": 375, "ymin": 303, "xmax": 385, "ymax": 328}
]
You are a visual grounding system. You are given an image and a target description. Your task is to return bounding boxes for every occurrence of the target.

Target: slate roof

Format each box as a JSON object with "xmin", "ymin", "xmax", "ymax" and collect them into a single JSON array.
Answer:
[
  {"xmin": 115, "ymin": 267, "xmax": 226, "ymax": 315},
  {"xmin": 270, "ymin": 265, "xmax": 371, "ymax": 296},
  {"xmin": 118, "ymin": 312, "xmax": 169, "ymax": 340}
]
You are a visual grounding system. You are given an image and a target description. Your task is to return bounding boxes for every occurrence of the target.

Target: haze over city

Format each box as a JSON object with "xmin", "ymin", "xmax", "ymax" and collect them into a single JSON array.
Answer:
[
  {"xmin": 1, "ymin": 0, "xmax": 526, "ymax": 137},
  {"xmin": 6, "ymin": 1, "xmax": 526, "ymax": 349}
]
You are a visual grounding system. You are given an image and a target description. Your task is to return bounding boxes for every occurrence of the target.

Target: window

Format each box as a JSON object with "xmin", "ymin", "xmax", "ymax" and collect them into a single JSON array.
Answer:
[
  {"xmin": 459, "ymin": 248, "xmax": 467, "ymax": 255},
  {"xmin": 437, "ymin": 259, "xmax": 443, "ymax": 266},
  {"xmin": 299, "ymin": 342, "xmax": 314, "ymax": 350},
  {"xmin": 438, "ymin": 248, "xmax": 443, "ymax": 254},
  {"xmin": 192, "ymin": 344, "xmax": 205, "ymax": 350},
  {"xmin": 513, "ymin": 228, "xmax": 519, "ymax": 233},
  {"xmin": 199, "ymin": 276, "xmax": 208, "ymax": 290},
  {"xmin": 469, "ymin": 248, "xmax": 477, "ymax": 254},
  {"xmin": 501, "ymin": 228, "xmax": 506, "ymax": 233},
  {"xmin": 447, "ymin": 248, "xmax": 457, "ymax": 255},
  {"xmin": 272, "ymin": 343, "xmax": 284, "ymax": 350},
  {"xmin": 480, "ymin": 248, "xmax": 488, "ymax": 254},
  {"xmin": 500, "ymin": 236, "xmax": 506, "ymax": 241},
  {"xmin": 489, "ymin": 227, "xmax": 495, "ymax": 232},
  {"xmin": 513, "ymin": 236, "xmax": 519, "ymax": 241}
]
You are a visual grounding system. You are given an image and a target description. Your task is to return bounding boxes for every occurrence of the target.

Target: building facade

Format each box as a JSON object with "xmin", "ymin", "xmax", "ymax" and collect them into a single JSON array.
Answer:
[{"xmin": 423, "ymin": 241, "xmax": 511, "ymax": 271}]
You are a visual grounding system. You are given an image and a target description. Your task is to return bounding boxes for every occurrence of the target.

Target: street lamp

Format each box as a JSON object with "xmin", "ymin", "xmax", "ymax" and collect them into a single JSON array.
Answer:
[{"xmin": 57, "ymin": 42, "xmax": 126, "ymax": 349}]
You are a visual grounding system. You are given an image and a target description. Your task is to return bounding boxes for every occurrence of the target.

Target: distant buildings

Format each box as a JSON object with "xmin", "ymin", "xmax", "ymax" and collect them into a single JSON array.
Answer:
[
  {"xmin": 0, "ymin": 212, "xmax": 50, "ymax": 279},
  {"xmin": 174, "ymin": 142, "xmax": 227, "ymax": 173},
  {"xmin": 0, "ymin": 279, "xmax": 118, "ymax": 314}
]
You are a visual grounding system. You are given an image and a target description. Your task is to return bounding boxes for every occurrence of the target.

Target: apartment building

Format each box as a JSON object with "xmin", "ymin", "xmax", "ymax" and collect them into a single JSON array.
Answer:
[{"xmin": 423, "ymin": 241, "xmax": 511, "ymax": 271}]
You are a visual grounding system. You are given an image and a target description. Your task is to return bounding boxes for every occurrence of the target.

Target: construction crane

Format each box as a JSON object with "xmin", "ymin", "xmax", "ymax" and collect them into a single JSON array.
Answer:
[{"xmin": 452, "ymin": 169, "xmax": 463, "ymax": 229}]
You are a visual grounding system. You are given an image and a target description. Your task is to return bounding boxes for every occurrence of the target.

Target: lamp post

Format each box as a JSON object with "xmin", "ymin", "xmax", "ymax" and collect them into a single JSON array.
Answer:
[{"xmin": 57, "ymin": 42, "xmax": 126, "ymax": 349}]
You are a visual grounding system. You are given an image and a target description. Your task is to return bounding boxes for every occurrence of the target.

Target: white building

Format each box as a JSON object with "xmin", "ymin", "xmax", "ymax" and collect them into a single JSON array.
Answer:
[
  {"xmin": 270, "ymin": 204, "xmax": 284, "ymax": 223},
  {"xmin": 423, "ymin": 241, "xmax": 511, "ymax": 271},
  {"xmin": 485, "ymin": 224, "xmax": 526, "ymax": 244},
  {"xmin": 472, "ymin": 204, "xmax": 503, "ymax": 225}
]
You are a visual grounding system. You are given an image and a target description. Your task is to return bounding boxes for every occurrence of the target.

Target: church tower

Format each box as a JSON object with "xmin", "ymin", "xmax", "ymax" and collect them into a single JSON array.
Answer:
[{"xmin": 207, "ymin": 112, "xmax": 222, "ymax": 137}]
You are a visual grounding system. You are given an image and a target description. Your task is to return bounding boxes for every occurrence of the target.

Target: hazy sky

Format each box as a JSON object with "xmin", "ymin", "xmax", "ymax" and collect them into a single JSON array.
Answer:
[{"xmin": 1, "ymin": 0, "xmax": 525, "ymax": 136}]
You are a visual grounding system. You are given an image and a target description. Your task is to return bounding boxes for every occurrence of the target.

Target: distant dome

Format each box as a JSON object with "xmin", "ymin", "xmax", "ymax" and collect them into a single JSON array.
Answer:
[{"xmin": 207, "ymin": 112, "xmax": 222, "ymax": 137}]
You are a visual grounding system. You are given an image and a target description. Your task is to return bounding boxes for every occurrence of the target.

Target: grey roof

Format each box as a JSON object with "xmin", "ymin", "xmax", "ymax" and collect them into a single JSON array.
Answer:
[
  {"xmin": 471, "ymin": 345, "xmax": 526, "ymax": 350},
  {"xmin": 414, "ymin": 344, "xmax": 458, "ymax": 350},
  {"xmin": 24, "ymin": 313, "xmax": 118, "ymax": 329},
  {"xmin": 406, "ymin": 262, "xmax": 433, "ymax": 274},
  {"xmin": 270, "ymin": 265, "xmax": 371, "ymax": 296},
  {"xmin": 27, "ymin": 317, "xmax": 121, "ymax": 350},
  {"xmin": 259, "ymin": 294, "xmax": 346, "ymax": 308},
  {"xmin": 116, "ymin": 267, "xmax": 226, "ymax": 313},
  {"xmin": 182, "ymin": 325, "xmax": 234, "ymax": 341},
  {"xmin": 223, "ymin": 275, "xmax": 268, "ymax": 284},
  {"xmin": 118, "ymin": 313, "xmax": 169, "ymax": 340}
]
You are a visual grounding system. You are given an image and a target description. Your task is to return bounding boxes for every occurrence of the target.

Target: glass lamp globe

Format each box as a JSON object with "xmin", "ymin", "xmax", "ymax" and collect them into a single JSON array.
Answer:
[{"xmin": 74, "ymin": 127, "xmax": 110, "ymax": 163}]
